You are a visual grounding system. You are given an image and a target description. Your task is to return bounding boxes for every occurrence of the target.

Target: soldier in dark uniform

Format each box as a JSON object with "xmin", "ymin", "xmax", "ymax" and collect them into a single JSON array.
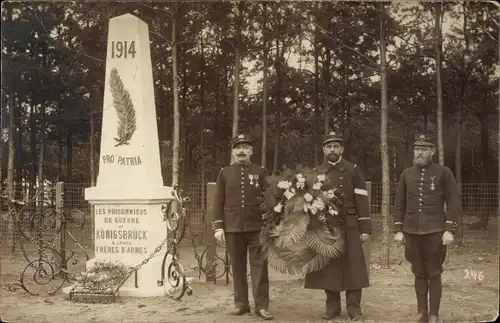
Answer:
[
  {"xmin": 393, "ymin": 134, "xmax": 461, "ymax": 323},
  {"xmin": 304, "ymin": 131, "xmax": 372, "ymax": 321},
  {"xmin": 212, "ymin": 134, "xmax": 273, "ymax": 321}
]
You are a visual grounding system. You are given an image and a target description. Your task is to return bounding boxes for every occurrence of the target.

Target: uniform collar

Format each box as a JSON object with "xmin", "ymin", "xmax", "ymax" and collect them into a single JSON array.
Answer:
[
  {"xmin": 413, "ymin": 160, "xmax": 434, "ymax": 170},
  {"xmin": 324, "ymin": 157, "xmax": 346, "ymax": 172},
  {"xmin": 232, "ymin": 160, "xmax": 251, "ymax": 167}
]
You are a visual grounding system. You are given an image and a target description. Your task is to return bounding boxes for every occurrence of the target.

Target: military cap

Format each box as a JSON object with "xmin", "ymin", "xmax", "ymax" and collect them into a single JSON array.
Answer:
[
  {"xmin": 414, "ymin": 134, "xmax": 434, "ymax": 147},
  {"xmin": 322, "ymin": 131, "xmax": 343, "ymax": 146},
  {"xmin": 231, "ymin": 134, "xmax": 253, "ymax": 148}
]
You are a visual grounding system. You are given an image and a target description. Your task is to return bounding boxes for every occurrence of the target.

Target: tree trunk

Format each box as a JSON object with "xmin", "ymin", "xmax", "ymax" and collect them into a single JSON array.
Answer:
[
  {"xmin": 272, "ymin": 39, "xmax": 282, "ymax": 174},
  {"xmin": 15, "ymin": 103, "xmax": 22, "ymax": 200},
  {"xmin": 29, "ymin": 100, "xmax": 37, "ymax": 213},
  {"xmin": 7, "ymin": 86, "xmax": 16, "ymax": 252},
  {"xmin": 213, "ymin": 41, "xmax": 220, "ymax": 179},
  {"xmin": 200, "ymin": 27, "xmax": 206, "ymax": 209},
  {"xmin": 38, "ymin": 101, "xmax": 45, "ymax": 211},
  {"xmin": 455, "ymin": 2, "xmax": 469, "ymax": 185},
  {"xmin": 379, "ymin": 3, "xmax": 391, "ymax": 269},
  {"xmin": 180, "ymin": 43, "xmax": 188, "ymax": 184},
  {"xmin": 171, "ymin": 9, "xmax": 180, "ymax": 186},
  {"xmin": 90, "ymin": 101, "xmax": 96, "ymax": 186},
  {"xmin": 261, "ymin": 2, "xmax": 268, "ymax": 168},
  {"xmin": 58, "ymin": 127, "xmax": 64, "ymax": 182},
  {"xmin": 66, "ymin": 128, "xmax": 73, "ymax": 182},
  {"xmin": 313, "ymin": 30, "xmax": 320, "ymax": 165},
  {"xmin": 323, "ymin": 48, "xmax": 331, "ymax": 135},
  {"xmin": 435, "ymin": 2, "xmax": 444, "ymax": 166},
  {"xmin": 232, "ymin": 1, "xmax": 244, "ymax": 138}
]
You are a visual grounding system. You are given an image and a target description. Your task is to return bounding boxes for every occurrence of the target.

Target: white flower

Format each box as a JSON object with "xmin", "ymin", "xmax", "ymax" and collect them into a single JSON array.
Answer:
[
  {"xmin": 328, "ymin": 207, "xmax": 339, "ymax": 216},
  {"xmin": 284, "ymin": 189, "xmax": 295, "ymax": 200},
  {"xmin": 273, "ymin": 203, "xmax": 283, "ymax": 213},
  {"xmin": 313, "ymin": 182, "xmax": 322, "ymax": 190},
  {"xmin": 303, "ymin": 204, "xmax": 309, "ymax": 212},
  {"xmin": 315, "ymin": 198, "xmax": 325, "ymax": 210},
  {"xmin": 317, "ymin": 174, "xmax": 326, "ymax": 182},
  {"xmin": 296, "ymin": 174, "xmax": 306, "ymax": 183},
  {"xmin": 296, "ymin": 181, "xmax": 305, "ymax": 189},
  {"xmin": 290, "ymin": 188, "xmax": 296, "ymax": 193},
  {"xmin": 318, "ymin": 214, "xmax": 326, "ymax": 222},
  {"xmin": 304, "ymin": 193, "xmax": 313, "ymax": 202},
  {"xmin": 324, "ymin": 189, "xmax": 335, "ymax": 199},
  {"xmin": 277, "ymin": 181, "xmax": 291, "ymax": 189},
  {"xmin": 310, "ymin": 205, "xmax": 318, "ymax": 214}
]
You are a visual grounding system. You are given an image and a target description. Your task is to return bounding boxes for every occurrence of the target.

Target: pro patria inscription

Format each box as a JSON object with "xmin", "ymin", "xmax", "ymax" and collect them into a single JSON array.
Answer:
[{"xmin": 102, "ymin": 155, "xmax": 142, "ymax": 166}]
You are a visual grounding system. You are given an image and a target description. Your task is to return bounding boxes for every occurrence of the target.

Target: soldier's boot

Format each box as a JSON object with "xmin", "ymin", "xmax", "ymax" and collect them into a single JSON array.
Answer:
[
  {"xmin": 414, "ymin": 276, "xmax": 429, "ymax": 322},
  {"xmin": 323, "ymin": 290, "xmax": 341, "ymax": 320},
  {"xmin": 428, "ymin": 275, "xmax": 442, "ymax": 322}
]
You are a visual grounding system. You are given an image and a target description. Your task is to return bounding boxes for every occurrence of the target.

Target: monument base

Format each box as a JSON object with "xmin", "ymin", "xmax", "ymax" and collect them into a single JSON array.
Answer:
[
  {"xmin": 62, "ymin": 254, "xmax": 195, "ymax": 298},
  {"xmin": 62, "ymin": 281, "xmax": 194, "ymax": 298}
]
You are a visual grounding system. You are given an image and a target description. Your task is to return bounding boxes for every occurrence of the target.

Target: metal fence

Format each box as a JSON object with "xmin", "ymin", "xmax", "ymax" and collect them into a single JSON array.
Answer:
[{"xmin": 1, "ymin": 182, "xmax": 498, "ymax": 262}]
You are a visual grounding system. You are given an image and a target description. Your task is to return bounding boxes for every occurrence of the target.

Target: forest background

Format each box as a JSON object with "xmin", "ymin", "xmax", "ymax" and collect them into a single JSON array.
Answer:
[{"xmin": 1, "ymin": 1, "xmax": 498, "ymax": 203}]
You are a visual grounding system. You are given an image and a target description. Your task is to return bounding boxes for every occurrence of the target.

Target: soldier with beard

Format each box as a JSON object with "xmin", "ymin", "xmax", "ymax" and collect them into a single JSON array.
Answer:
[
  {"xmin": 212, "ymin": 134, "xmax": 273, "ymax": 320},
  {"xmin": 304, "ymin": 131, "xmax": 372, "ymax": 321},
  {"xmin": 393, "ymin": 134, "xmax": 461, "ymax": 323}
]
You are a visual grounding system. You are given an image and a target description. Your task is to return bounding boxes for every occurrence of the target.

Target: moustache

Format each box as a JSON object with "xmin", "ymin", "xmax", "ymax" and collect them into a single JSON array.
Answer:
[{"xmin": 236, "ymin": 153, "xmax": 247, "ymax": 157}]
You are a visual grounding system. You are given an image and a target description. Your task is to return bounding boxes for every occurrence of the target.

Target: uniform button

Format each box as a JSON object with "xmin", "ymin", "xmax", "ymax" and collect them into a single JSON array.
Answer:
[
  {"xmin": 420, "ymin": 193, "xmax": 423, "ymax": 196},
  {"xmin": 419, "ymin": 198, "xmax": 422, "ymax": 201},
  {"xmin": 420, "ymin": 177, "xmax": 424, "ymax": 180},
  {"xmin": 419, "ymin": 187, "xmax": 423, "ymax": 190},
  {"xmin": 419, "ymin": 209, "xmax": 422, "ymax": 212}
]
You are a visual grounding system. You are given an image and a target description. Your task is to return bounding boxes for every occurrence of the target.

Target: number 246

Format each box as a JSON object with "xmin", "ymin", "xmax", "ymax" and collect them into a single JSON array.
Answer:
[{"xmin": 463, "ymin": 269, "xmax": 484, "ymax": 281}]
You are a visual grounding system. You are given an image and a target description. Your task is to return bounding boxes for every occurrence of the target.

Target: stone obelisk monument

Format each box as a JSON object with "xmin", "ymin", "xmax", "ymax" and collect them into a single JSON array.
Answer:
[{"xmin": 84, "ymin": 13, "xmax": 172, "ymax": 297}]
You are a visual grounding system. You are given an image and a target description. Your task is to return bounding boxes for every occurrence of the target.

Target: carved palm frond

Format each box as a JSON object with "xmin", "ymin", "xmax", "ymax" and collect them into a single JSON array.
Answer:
[{"xmin": 109, "ymin": 67, "xmax": 137, "ymax": 147}]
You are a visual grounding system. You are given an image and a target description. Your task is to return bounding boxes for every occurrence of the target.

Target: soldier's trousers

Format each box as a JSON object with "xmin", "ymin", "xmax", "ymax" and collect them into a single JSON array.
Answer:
[
  {"xmin": 325, "ymin": 289, "xmax": 362, "ymax": 317},
  {"xmin": 404, "ymin": 232, "xmax": 447, "ymax": 316},
  {"xmin": 226, "ymin": 231, "xmax": 269, "ymax": 311}
]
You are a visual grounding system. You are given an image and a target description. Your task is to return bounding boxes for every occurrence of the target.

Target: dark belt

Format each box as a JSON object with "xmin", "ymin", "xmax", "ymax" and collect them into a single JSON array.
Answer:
[{"xmin": 345, "ymin": 207, "xmax": 357, "ymax": 216}]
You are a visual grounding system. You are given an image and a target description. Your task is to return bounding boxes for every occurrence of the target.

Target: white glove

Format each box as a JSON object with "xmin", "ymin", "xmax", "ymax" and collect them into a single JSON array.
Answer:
[
  {"xmin": 394, "ymin": 231, "xmax": 404, "ymax": 245},
  {"xmin": 360, "ymin": 233, "xmax": 370, "ymax": 243},
  {"xmin": 214, "ymin": 229, "xmax": 225, "ymax": 242},
  {"xmin": 442, "ymin": 230, "xmax": 454, "ymax": 245}
]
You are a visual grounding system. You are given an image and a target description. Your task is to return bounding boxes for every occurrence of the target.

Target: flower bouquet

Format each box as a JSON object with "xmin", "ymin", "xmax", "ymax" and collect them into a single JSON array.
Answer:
[
  {"xmin": 260, "ymin": 166, "xmax": 346, "ymax": 275},
  {"xmin": 69, "ymin": 259, "xmax": 131, "ymax": 293}
]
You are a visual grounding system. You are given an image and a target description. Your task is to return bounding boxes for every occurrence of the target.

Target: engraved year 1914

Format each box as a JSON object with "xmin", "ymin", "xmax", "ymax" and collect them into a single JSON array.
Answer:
[
  {"xmin": 463, "ymin": 269, "xmax": 484, "ymax": 281},
  {"xmin": 111, "ymin": 40, "xmax": 136, "ymax": 59}
]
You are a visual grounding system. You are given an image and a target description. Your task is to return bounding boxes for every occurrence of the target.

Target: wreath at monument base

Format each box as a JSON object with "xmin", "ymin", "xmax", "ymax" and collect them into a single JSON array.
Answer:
[
  {"xmin": 260, "ymin": 167, "xmax": 346, "ymax": 275},
  {"xmin": 69, "ymin": 259, "xmax": 130, "ymax": 294}
]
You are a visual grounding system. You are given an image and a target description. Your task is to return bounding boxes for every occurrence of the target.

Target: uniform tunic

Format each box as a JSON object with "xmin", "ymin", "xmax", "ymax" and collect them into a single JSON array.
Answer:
[
  {"xmin": 213, "ymin": 162, "xmax": 269, "ymax": 232},
  {"xmin": 304, "ymin": 159, "xmax": 372, "ymax": 292},
  {"xmin": 393, "ymin": 162, "xmax": 461, "ymax": 235}
]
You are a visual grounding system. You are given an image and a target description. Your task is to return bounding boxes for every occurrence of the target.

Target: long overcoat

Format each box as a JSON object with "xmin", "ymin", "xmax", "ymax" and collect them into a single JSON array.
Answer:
[{"xmin": 304, "ymin": 159, "xmax": 372, "ymax": 292}]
